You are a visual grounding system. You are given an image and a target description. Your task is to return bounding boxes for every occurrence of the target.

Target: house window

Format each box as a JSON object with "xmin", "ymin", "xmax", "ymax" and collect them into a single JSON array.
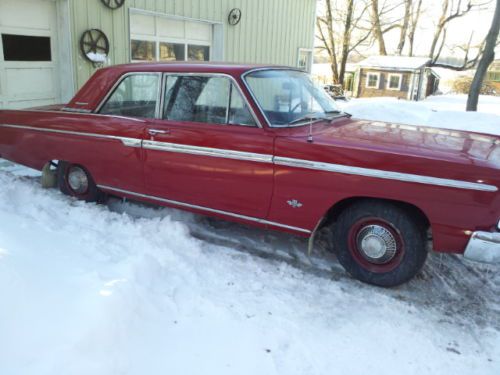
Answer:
[
  {"xmin": 298, "ymin": 48, "xmax": 313, "ymax": 72},
  {"xmin": 366, "ymin": 73, "xmax": 380, "ymax": 88},
  {"xmin": 2, "ymin": 34, "xmax": 51, "ymax": 61},
  {"xmin": 387, "ymin": 73, "xmax": 403, "ymax": 90}
]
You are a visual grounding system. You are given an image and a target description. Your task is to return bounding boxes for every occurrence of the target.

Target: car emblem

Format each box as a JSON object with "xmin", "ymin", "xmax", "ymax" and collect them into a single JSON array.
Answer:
[{"xmin": 287, "ymin": 199, "xmax": 303, "ymax": 208}]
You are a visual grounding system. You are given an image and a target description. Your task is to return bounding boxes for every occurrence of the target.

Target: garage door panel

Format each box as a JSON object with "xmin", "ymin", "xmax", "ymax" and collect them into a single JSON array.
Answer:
[
  {"xmin": 0, "ymin": 0, "xmax": 53, "ymax": 31},
  {"xmin": 185, "ymin": 21, "xmax": 211, "ymax": 42},
  {"xmin": 130, "ymin": 13, "xmax": 156, "ymax": 36},
  {"xmin": 157, "ymin": 17, "xmax": 185, "ymax": 39},
  {"xmin": 5, "ymin": 67, "xmax": 55, "ymax": 97}
]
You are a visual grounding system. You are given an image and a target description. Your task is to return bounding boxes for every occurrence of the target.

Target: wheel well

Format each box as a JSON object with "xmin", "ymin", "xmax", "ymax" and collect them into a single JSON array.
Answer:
[{"xmin": 320, "ymin": 197, "xmax": 431, "ymax": 231}]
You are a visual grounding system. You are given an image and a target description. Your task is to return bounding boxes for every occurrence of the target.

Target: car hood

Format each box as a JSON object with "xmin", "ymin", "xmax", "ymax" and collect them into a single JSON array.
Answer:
[{"xmin": 276, "ymin": 118, "xmax": 500, "ymax": 169}]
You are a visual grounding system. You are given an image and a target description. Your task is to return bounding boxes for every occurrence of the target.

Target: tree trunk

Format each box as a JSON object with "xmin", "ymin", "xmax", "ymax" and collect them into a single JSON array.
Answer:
[
  {"xmin": 408, "ymin": 0, "xmax": 423, "ymax": 57},
  {"xmin": 325, "ymin": 0, "xmax": 339, "ymax": 83},
  {"xmin": 371, "ymin": 0, "xmax": 387, "ymax": 55},
  {"xmin": 396, "ymin": 0, "xmax": 411, "ymax": 55},
  {"xmin": 466, "ymin": 0, "xmax": 500, "ymax": 111},
  {"xmin": 429, "ymin": 0, "xmax": 449, "ymax": 61},
  {"xmin": 339, "ymin": 0, "xmax": 354, "ymax": 85}
]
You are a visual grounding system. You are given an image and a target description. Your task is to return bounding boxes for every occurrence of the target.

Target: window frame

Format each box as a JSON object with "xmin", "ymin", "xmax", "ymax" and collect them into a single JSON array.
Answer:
[
  {"xmin": 95, "ymin": 72, "xmax": 163, "ymax": 118},
  {"xmin": 160, "ymin": 72, "xmax": 262, "ymax": 128},
  {"xmin": 365, "ymin": 72, "xmax": 380, "ymax": 89},
  {"xmin": 387, "ymin": 73, "xmax": 403, "ymax": 91}
]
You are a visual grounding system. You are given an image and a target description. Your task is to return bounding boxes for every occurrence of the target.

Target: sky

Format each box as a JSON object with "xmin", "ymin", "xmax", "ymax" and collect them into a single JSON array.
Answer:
[{"xmin": 315, "ymin": 0, "xmax": 498, "ymax": 60}]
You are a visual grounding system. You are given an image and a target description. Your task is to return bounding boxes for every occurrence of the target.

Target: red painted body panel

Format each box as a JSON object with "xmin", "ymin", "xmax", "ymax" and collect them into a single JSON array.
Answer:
[{"xmin": 0, "ymin": 62, "xmax": 499, "ymax": 255}]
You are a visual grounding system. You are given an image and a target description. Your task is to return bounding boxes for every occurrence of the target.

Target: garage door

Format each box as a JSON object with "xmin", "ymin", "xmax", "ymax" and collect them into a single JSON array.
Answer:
[
  {"xmin": 130, "ymin": 12, "xmax": 213, "ymax": 62},
  {"xmin": 0, "ymin": 0, "xmax": 60, "ymax": 109}
]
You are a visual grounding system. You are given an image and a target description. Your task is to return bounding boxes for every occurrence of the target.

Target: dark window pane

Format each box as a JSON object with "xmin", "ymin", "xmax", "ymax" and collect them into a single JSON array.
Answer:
[
  {"xmin": 160, "ymin": 42, "xmax": 185, "ymax": 61},
  {"xmin": 131, "ymin": 40, "xmax": 156, "ymax": 61},
  {"xmin": 188, "ymin": 45, "xmax": 210, "ymax": 61},
  {"xmin": 2, "ymin": 34, "xmax": 51, "ymax": 61},
  {"xmin": 100, "ymin": 74, "xmax": 159, "ymax": 118}
]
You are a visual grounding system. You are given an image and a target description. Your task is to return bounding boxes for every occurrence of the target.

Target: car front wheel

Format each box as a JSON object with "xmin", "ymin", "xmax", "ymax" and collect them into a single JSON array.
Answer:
[{"xmin": 332, "ymin": 200, "xmax": 428, "ymax": 287}]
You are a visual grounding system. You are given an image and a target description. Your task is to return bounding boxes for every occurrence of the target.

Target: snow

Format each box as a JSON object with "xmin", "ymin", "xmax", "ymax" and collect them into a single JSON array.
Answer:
[
  {"xmin": 86, "ymin": 52, "xmax": 107, "ymax": 63},
  {"xmin": 1, "ymin": 95, "xmax": 500, "ymax": 374},
  {"xmin": 338, "ymin": 94, "xmax": 500, "ymax": 136},
  {"xmin": 357, "ymin": 55, "xmax": 431, "ymax": 70}
]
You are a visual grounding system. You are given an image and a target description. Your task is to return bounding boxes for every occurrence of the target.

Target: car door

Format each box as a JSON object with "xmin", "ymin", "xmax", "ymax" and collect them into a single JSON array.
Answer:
[
  {"xmin": 143, "ymin": 73, "xmax": 274, "ymax": 219},
  {"xmin": 95, "ymin": 72, "xmax": 162, "ymax": 193}
]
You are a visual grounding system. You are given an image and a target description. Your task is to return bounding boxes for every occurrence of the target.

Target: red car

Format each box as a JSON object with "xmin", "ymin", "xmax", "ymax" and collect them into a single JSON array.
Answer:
[{"xmin": 0, "ymin": 63, "xmax": 499, "ymax": 286}]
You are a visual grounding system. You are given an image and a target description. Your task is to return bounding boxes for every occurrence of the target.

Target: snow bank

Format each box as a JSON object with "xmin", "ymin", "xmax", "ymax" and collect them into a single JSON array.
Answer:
[
  {"xmin": 0, "ymin": 168, "xmax": 499, "ymax": 375},
  {"xmin": 338, "ymin": 95, "xmax": 500, "ymax": 136}
]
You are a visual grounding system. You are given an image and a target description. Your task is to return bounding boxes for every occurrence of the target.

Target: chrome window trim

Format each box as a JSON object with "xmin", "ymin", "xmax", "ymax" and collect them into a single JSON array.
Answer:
[
  {"xmin": 0, "ymin": 124, "xmax": 142, "ymax": 147},
  {"xmin": 94, "ymin": 72, "xmax": 163, "ymax": 118},
  {"xmin": 241, "ymin": 67, "xmax": 312, "ymax": 129},
  {"xmin": 1, "ymin": 122, "xmax": 496, "ymax": 192},
  {"xmin": 274, "ymin": 156, "xmax": 498, "ymax": 192},
  {"xmin": 160, "ymin": 72, "xmax": 262, "ymax": 128},
  {"xmin": 143, "ymin": 140, "xmax": 273, "ymax": 163},
  {"xmin": 96, "ymin": 184, "xmax": 311, "ymax": 234}
]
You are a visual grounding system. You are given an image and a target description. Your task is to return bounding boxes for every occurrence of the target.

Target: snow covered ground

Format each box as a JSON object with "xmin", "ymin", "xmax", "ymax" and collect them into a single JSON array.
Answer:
[
  {"xmin": 338, "ymin": 94, "xmax": 500, "ymax": 136},
  {"xmin": 1, "ymin": 95, "xmax": 499, "ymax": 375}
]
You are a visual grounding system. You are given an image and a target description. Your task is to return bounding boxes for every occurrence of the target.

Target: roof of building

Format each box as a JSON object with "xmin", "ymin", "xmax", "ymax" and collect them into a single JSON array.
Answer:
[{"xmin": 357, "ymin": 55, "xmax": 431, "ymax": 70}]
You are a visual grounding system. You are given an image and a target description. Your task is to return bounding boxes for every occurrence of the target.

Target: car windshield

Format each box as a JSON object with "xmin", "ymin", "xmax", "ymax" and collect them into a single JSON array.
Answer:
[{"xmin": 244, "ymin": 69, "xmax": 341, "ymax": 127}]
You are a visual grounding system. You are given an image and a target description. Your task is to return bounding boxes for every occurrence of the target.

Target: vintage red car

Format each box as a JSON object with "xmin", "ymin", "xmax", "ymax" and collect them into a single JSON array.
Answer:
[{"xmin": 0, "ymin": 62, "xmax": 499, "ymax": 286}]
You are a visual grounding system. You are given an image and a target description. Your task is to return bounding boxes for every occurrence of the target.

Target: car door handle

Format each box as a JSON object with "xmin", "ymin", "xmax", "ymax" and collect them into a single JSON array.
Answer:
[{"xmin": 148, "ymin": 129, "xmax": 169, "ymax": 136}]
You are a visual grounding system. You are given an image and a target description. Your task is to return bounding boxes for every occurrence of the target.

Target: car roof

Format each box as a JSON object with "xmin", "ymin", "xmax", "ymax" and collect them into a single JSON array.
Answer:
[{"xmin": 99, "ymin": 61, "xmax": 292, "ymax": 75}]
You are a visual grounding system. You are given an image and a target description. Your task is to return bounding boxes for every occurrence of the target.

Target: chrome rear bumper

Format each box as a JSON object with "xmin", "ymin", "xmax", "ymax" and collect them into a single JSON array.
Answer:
[{"xmin": 463, "ymin": 231, "xmax": 500, "ymax": 263}]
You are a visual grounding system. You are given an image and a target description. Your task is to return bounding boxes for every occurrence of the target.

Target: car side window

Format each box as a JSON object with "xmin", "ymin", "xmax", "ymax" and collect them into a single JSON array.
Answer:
[
  {"xmin": 99, "ymin": 74, "xmax": 159, "ymax": 118},
  {"xmin": 163, "ymin": 75, "xmax": 256, "ymax": 126}
]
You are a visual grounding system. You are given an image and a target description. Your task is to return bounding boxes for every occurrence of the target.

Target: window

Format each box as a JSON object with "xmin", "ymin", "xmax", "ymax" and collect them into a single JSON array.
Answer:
[
  {"xmin": 245, "ymin": 69, "xmax": 339, "ymax": 127},
  {"xmin": 2, "ymin": 34, "xmax": 51, "ymax": 61},
  {"xmin": 130, "ymin": 13, "xmax": 212, "ymax": 63},
  {"xmin": 99, "ymin": 74, "xmax": 160, "ymax": 118},
  {"xmin": 163, "ymin": 75, "xmax": 255, "ymax": 126},
  {"xmin": 298, "ymin": 49, "xmax": 313, "ymax": 72},
  {"xmin": 387, "ymin": 73, "xmax": 402, "ymax": 90},
  {"xmin": 131, "ymin": 40, "xmax": 156, "ymax": 61},
  {"xmin": 188, "ymin": 45, "xmax": 210, "ymax": 61},
  {"xmin": 366, "ymin": 73, "xmax": 380, "ymax": 89},
  {"xmin": 160, "ymin": 42, "xmax": 185, "ymax": 61}
]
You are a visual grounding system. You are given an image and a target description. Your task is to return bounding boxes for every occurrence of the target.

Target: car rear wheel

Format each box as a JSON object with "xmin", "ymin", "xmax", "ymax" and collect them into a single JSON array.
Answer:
[
  {"xmin": 332, "ymin": 200, "xmax": 427, "ymax": 287},
  {"xmin": 57, "ymin": 161, "xmax": 105, "ymax": 202}
]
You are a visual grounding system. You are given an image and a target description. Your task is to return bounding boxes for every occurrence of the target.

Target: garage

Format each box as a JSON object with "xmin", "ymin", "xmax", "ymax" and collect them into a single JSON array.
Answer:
[
  {"xmin": 129, "ymin": 10, "xmax": 223, "ymax": 63},
  {"xmin": 0, "ymin": 0, "xmax": 64, "ymax": 109}
]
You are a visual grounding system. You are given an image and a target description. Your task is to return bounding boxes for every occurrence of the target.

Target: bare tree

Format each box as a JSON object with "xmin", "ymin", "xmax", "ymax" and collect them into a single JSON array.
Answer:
[
  {"xmin": 317, "ymin": 0, "xmax": 371, "ymax": 84},
  {"xmin": 407, "ymin": 0, "xmax": 423, "ymax": 57},
  {"xmin": 429, "ymin": 0, "xmax": 490, "ymax": 63},
  {"xmin": 467, "ymin": 0, "xmax": 500, "ymax": 111},
  {"xmin": 396, "ymin": 0, "xmax": 412, "ymax": 55},
  {"xmin": 370, "ymin": 0, "xmax": 388, "ymax": 55}
]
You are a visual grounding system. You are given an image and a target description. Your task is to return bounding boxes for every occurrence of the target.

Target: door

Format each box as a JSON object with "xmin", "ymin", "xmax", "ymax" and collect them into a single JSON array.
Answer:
[
  {"xmin": 143, "ymin": 73, "xmax": 274, "ymax": 219},
  {"xmin": 0, "ymin": 0, "xmax": 60, "ymax": 109}
]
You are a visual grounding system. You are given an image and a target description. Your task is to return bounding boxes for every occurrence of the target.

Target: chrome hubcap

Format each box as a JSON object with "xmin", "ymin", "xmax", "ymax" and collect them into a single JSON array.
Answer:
[
  {"xmin": 67, "ymin": 166, "xmax": 89, "ymax": 194},
  {"xmin": 356, "ymin": 225, "xmax": 397, "ymax": 264}
]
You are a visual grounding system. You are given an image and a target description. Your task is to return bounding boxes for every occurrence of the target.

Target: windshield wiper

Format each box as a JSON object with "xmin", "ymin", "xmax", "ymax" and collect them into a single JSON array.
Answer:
[{"xmin": 288, "ymin": 113, "xmax": 326, "ymax": 125}]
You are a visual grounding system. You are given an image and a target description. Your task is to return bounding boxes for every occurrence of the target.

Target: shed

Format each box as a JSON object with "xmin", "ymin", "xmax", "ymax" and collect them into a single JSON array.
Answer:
[{"xmin": 353, "ymin": 55, "xmax": 440, "ymax": 101}]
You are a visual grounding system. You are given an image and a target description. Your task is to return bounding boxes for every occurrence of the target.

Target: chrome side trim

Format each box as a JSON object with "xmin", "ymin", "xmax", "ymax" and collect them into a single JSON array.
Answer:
[
  {"xmin": 274, "ymin": 156, "xmax": 498, "ymax": 192},
  {"xmin": 97, "ymin": 184, "xmax": 311, "ymax": 234},
  {"xmin": 142, "ymin": 140, "xmax": 273, "ymax": 163},
  {"xmin": 0, "ymin": 124, "xmax": 142, "ymax": 148},
  {"xmin": 1, "ymin": 122, "xmax": 496, "ymax": 192}
]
